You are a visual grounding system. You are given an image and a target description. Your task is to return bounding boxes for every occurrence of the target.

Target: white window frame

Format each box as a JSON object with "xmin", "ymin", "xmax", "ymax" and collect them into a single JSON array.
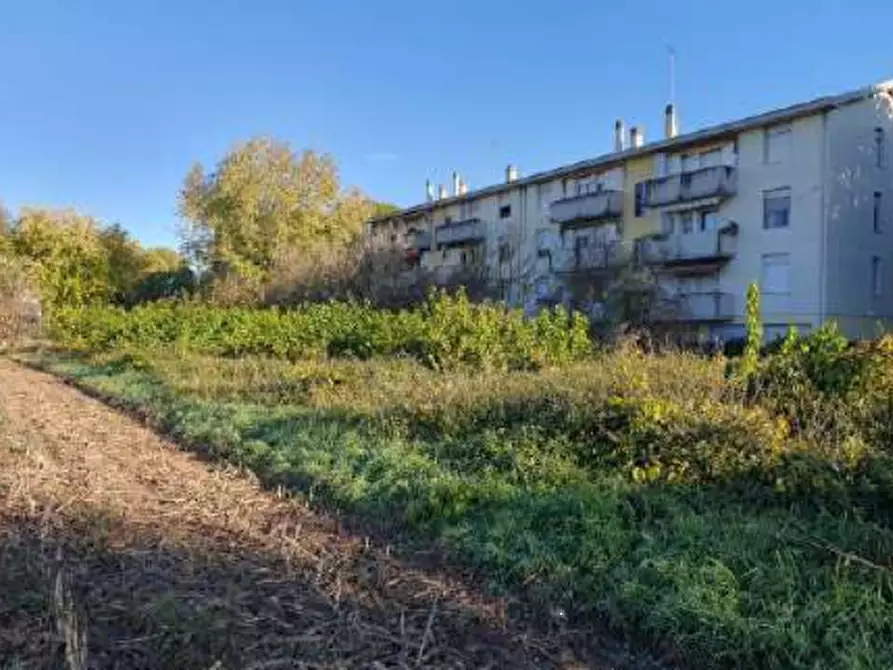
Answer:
[
  {"xmin": 764, "ymin": 124, "xmax": 792, "ymax": 164},
  {"xmin": 761, "ymin": 253, "xmax": 791, "ymax": 295},
  {"xmin": 763, "ymin": 187, "xmax": 792, "ymax": 229}
]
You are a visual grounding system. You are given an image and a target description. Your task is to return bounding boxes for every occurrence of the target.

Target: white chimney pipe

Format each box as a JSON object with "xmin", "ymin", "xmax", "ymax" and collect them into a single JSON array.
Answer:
[
  {"xmin": 630, "ymin": 126, "xmax": 644, "ymax": 149},
  {"xmin": 505, "ymin": 164, "xmax": 519, "ymax": 183},
  {"xmin": 614, "ymin": 119, "xmax": 626, "ymax": 152},
  {"xmin": 425, "ymin": 179, "xmax": 434, "ymax": 202},
  {"xmin": 664, "ymin": 104, "xmax": 678, "ymax": 139},
  {"xmin": 438, "ymin": 184, "xmax": 448, "ymax": 200},
  {"xmin": 452, "ymin": 171, "xmax": 460, "ymax": 196}
]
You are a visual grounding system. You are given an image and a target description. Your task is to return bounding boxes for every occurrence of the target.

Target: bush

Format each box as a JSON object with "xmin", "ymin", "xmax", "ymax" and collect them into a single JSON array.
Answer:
[
  {"xmin": 49, "ymin": 290, "xmax": 593, "ymax": 372},
  {"xmin": 0, "ymin": 254, "xmax": 41, "ymax": 347}
]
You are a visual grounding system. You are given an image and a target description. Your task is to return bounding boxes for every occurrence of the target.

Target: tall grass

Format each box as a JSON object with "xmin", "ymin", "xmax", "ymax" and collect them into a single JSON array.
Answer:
[{"xmin": 25, "ymin": 333, "xmax": 893, "ymax": 669}]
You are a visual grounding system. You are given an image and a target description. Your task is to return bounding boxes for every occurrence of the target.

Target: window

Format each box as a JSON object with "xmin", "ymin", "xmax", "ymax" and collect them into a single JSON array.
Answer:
[
  {"xmin": 665, "ymin": 154, "xmax": 679, "ymax": 176},
  {"xmin": 699, "ymin": 209, "xmax": 720, "ymax": 232},
  {"xmin": 876, "ymin": 127, "xmax": 886, "ymax": 169},
  {"xmin": 634, "ymin": 182, "xmax": 646, "ymax": 217},
  {"xmin": 681, "ymin": 153, "xmax": 699, "ymax": 173},
  {"xmin": 444, "ymin": 216, "xmax": 453, "ymax": 225},
  {"xmin": 499, "ymin": 204, "xmax": 512, "ymax": 219},
  {"xmin": 874, "ymin": 191, "xmax": 883, "ymax": 233},
  {"xmin": 498, "ymin": 242, "xmax": 512, "ymax": 263},
  {"xmin": 459, "ymin": 200, "xmax": 476, "ymax": 219},
  {"xmin": 535, "ymin": 278, "xmax": 550, "ymax": 300},
  {"xmin": 761, "ymin": 253, "xmax": 791, "ymax": 294},
  {"xmin": 536, "ymin": 228, "xmax": 553, "ymax": 255},
  {"xmin": 538, "ymin": 183, "xmax": 552, "ymax": 215},
  {"xmin": 679, "ymin": 211, "xmax": 695, "ymax": 234},
  {"xmin": 574, "ymin": 235, "xmax": 589, "ymax": 267},
  {"xmin": 661, "ymin": 212, "xmax": 674, "ymax": 235},
  {"xmin": 764, "ymin": 124, "xmax": 792, "ymax": 164},
  {"xmin": 873, "ymin": 256, "xmax": 883, "ymax": 296},
  {"xmin": 763, "ymin": 188, "xmax": 792, "ymax": 228},
  {"xmin": 700, "ymin": 149, "xmax": 722, "ymax": 168}
]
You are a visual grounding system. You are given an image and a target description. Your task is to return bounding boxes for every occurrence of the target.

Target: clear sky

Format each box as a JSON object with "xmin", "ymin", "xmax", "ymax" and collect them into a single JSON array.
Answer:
[{"xmin": 1, "ymin": 0, "xmax": 891, "ymax": 248}]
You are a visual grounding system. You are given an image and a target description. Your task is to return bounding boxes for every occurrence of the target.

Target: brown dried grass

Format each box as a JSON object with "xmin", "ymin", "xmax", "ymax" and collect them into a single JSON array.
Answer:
[{"xmin": 0, "ymin": 359, "xmax": 631, "ymax": 669}]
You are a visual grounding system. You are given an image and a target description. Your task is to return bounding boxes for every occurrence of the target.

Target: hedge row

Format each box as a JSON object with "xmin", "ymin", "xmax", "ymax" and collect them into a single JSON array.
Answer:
[{"xmin": 50, "ymin": 291, "xmax": 592, "ymax": 371}]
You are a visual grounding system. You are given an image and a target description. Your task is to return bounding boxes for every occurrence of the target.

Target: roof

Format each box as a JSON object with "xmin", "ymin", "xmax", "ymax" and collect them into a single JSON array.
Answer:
[{"xmin": 370, "ymin": 79, "xmax": 893, "ymax": 225}]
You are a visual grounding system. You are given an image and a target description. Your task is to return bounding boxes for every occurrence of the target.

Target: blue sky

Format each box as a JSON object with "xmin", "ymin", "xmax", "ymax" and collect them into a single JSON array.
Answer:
[{"xmin": 1, "ymin": 0, "xmax": 891, "ymax": 248}]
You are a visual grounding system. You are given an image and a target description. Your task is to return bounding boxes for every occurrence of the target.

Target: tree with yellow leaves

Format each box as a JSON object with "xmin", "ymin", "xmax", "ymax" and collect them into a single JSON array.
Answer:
[{"xmin": 178, "ymin": 137, "xmax": 380, "ymax": 283}]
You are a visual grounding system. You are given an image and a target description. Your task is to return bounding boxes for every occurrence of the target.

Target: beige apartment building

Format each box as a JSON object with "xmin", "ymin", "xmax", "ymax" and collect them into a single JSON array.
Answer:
[{"xmin": 368, "ymin": 80, "xmax": 893, "ymax": 340}]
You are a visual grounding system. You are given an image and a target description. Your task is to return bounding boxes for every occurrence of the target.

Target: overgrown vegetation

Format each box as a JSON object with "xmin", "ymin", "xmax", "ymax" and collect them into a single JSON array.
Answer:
[
  {"xmin": 25, "ymin": 309, "xmax": 893, "ymax": 669},
  {"xmin": 49, "ymin": 290, "xmax": 591, "ymax": 371}
]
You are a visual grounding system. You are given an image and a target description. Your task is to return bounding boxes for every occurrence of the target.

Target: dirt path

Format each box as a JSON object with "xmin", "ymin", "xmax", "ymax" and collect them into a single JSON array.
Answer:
[{"xmin": 0, "ymin": 359, "xmax": 633, "ymax": 669}]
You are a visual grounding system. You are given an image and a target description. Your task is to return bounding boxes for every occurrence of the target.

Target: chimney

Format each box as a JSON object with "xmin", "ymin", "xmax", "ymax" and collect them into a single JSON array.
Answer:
[
  {"xmin": 505, "ymin": 164, "xmax": 519, "ymax": 183},
  {"xmin": 425, "ymin": 179, "xmax": 434, "ymax": 202},
  {"xmin": 452, "ymin": 171, "xmax": 461, "ymax": 196},
  {"xmin": 438, "ymin": 184, "xmax": 448, "ymax": 200},
  {"xmin": 664, "ymin": 103, "xmax": 678, "ymax": 139},
  {"xmin": 458, "ymin": 178, "xmax": 469, "ymax": 196},
  {"xmin": 629, "ymin": 126, "xmax": 644, "ymax": 149},
  {"xmin": 614, "ymin": 119, "xmax": 626, "ymax": 152}
]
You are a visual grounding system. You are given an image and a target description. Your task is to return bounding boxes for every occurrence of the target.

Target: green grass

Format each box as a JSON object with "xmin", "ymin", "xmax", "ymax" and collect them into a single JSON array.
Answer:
[{"xmin": 21, "ymin": 347, "xmax": 893, "ymax": 669}]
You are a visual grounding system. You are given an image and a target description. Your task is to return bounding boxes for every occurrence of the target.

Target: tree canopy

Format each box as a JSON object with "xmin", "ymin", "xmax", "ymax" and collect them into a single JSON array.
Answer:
[
  {"xmin": 2, "ymin": 208, "xmax": 188, "ymax": 309},
  {"xmin": 178, "ymin": 137, "xmax": 381, "ymax": 281}
]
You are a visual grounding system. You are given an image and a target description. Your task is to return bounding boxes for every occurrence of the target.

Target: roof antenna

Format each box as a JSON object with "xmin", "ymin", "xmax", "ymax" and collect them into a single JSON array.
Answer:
[{"xmin": 667, "ymin": 45, "xmax": 676, "ymax": 107}]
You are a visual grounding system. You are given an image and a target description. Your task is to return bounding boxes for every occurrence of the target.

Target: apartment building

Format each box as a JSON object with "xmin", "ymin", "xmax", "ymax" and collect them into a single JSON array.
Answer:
[{"xmin": 368, "ymin": 80, "xmax": 893, "ymax": 340}]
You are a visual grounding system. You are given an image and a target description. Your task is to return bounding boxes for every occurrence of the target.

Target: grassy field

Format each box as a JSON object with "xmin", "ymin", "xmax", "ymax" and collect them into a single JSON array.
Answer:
[{"xmin": 21, "ymin": 336, "xmax": 893, "ymax": 670}]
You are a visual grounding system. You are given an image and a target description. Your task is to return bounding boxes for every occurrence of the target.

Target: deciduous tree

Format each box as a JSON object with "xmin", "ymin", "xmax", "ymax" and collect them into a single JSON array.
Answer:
[{"xmin": 178, "ymin": 137, "xmax": 379, "ymax": 281}]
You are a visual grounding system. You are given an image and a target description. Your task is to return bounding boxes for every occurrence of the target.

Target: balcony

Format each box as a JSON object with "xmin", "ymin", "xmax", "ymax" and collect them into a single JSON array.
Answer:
[
  {"xmin": 563, "ymin": 241, "xmax": 633, "ymax": 274},
  {"xmin": 638, "ymin": 226, "xmax": 737, "ymax": 271},
  {"xmin": 407, "ymin": 229, "xmax": 431, "ymax": 251},
  {"xmin": 550, "ymin": 190, "xmax": 623, "ymax": 227},
  {"xmin": 643, "ymin": 165, "xmax": 737, "ymax": 209},
  {"xmin": 435, "ymin": 218, "xmax": 485, "ymax": 247},
  {"xmin": 654, "ymin": 292, "xmax": 736, "ymax": 322}
]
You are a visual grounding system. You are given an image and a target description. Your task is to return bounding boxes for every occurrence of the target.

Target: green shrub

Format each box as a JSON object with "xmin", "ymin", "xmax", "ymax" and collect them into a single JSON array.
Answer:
[{"xmin": 49, "ymin": 291, "xmax": 593, "ymax": 371}]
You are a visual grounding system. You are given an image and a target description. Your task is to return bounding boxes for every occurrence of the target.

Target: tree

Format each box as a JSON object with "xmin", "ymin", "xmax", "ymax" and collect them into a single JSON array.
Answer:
[
  {"xmin": 7, "ymin": 207, "xmax": 186, "ymax": 309},
  {"xmin": 10, "ymin": 208, "xmax": 111, "ymax": 309},
  {"xmin": 178, "ymin": 137, "xmax": 378, "ymax": 282},
  {"xmin": 99, "ymin": 223, "xmax": 146, "ymax": 302},
  {"xmin": 741, "ymin": 282, "xmax": 762, "ymax": 379},
  {"xmin": 141, "ymin": 247, "xmax": 184, "ymax": 275}
]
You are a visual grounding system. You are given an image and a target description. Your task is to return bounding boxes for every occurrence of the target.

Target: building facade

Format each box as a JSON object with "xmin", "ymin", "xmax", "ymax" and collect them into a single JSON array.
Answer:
[{"xmin": 368, "ymin": 80, "xmax": 893, "ymax": 340}]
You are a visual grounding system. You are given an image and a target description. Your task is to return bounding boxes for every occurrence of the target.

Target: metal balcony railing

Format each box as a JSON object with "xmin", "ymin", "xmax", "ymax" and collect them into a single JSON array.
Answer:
[
  {"xmin": 643, "ymin": 165, "xmax": 737, "ymax": 208},
  {"xmin": 407, "ymin": 229, "xmax": 431, "ymax": 251},
  {"xmin": 638, "ymin": 227, "xmax": 737, "ymax": 267},
  {"xmin": 654, "ymin": 291, "xmax": 736, "ymax": 322},
  {"xmin": 434, "ymin": 218, "xmax": 485, "ymax": 247},
  {"xmin": 549, "ymin": 190, "xmax": 623, "ymax": 226}
]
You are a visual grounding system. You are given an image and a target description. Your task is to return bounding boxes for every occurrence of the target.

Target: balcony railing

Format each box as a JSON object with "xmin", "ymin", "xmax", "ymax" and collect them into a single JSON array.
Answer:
[
  {"xmin": 638, "ymin": 227, "xmax": 737, "ymax": 268},
  {"xmin": 643, "ymin": 165, "xmax": 737, "ymax": 208},
  {"xmin": 654, "ymin": 291, "xmax": 736, "ymax": 322},
  {"xmin": 550, "ymin": 190, "xmax": 623, "ymax": 227},
  {"xmin": 407, "ymin": 230, "xmax": 431, "ymax": 251},
  {"xmin": 434, "ymin": 218, "xmax": 485, "ymax": 247},
  {"xmin": 561, "ymin": 240, "xmax": 633, "ymax": 274}
]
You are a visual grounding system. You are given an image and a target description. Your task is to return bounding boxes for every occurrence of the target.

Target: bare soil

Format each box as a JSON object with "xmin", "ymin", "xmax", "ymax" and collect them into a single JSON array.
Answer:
[{"xmin": 0, "ymin": 359, "xmax": 635, "ymax": 669}]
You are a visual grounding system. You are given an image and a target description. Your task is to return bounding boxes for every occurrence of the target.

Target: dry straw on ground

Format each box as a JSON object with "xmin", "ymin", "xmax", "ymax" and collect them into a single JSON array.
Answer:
[{"xmin": 0, "ymin": 359, "xmax": 640, "ymax": 669}]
